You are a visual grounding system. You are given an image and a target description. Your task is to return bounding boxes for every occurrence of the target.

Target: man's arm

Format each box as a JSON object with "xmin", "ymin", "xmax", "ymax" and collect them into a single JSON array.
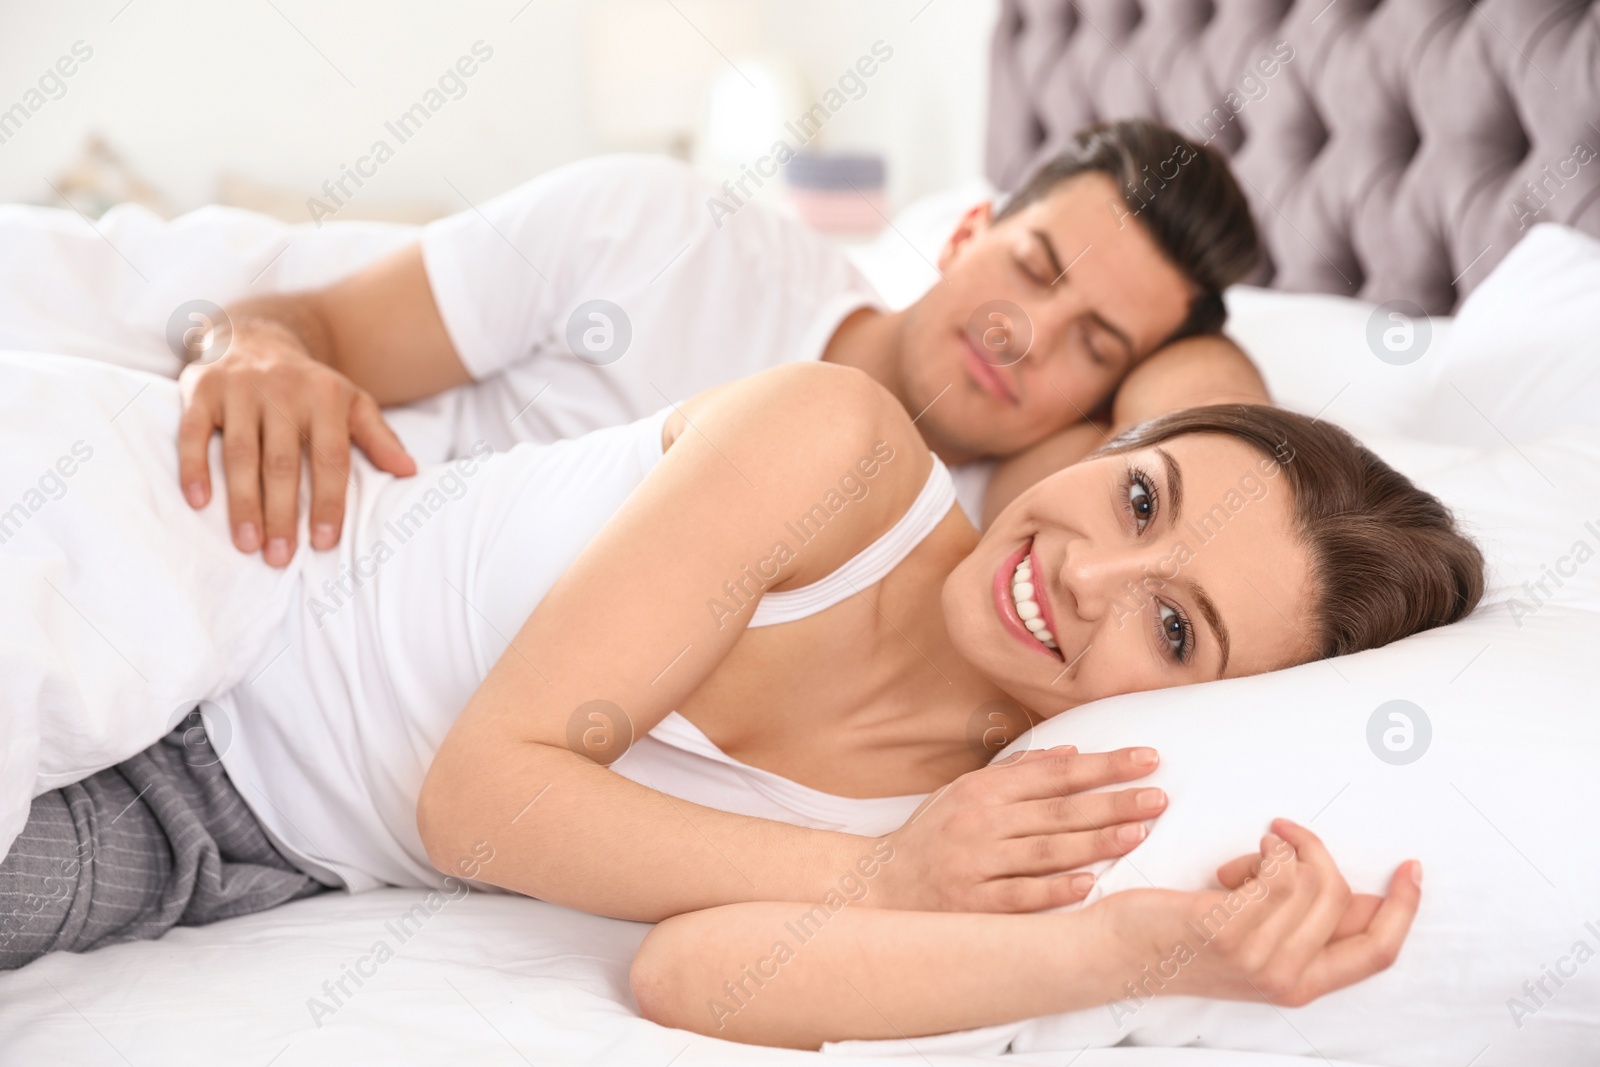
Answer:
[
  {"xmin": 981, "ymin": 333, "xmax": 1269, "ymax": 527},
  {"xmin": 177, "ymin": 244, "xmax": 470, "ymax": 564}
]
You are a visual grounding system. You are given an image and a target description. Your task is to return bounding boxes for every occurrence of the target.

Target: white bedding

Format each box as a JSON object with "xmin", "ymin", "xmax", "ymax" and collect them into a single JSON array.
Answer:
[
  {"xmin": 0, "ymin": 888, "xmax": 1370, "ymax": 1067},
  {"xmin": 1, "ymin": 187, "xmax": 1596, "ymax": 1066}
]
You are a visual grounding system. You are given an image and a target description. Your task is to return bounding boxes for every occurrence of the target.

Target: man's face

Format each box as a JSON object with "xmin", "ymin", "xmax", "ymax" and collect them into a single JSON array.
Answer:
[{"xmin": 898, "ymin": 173, "xmax": 1194, "ymax": 460}]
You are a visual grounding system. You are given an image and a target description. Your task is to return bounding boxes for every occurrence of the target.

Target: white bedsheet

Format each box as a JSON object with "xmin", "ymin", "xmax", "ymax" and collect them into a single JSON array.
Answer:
[{"xmin": 0, "ymin": 887, "xmax": 1371, "ymax": 1067}]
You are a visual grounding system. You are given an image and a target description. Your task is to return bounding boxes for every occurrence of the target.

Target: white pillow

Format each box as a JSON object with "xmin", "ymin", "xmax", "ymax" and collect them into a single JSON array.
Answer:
[
  {"xmin": 1410, "ymin": 224, "xmax": 1600, "ymax": 447},
  {"xmin": 1221, "ymin": 286, "xmax": 1452, "ymax": 440}
]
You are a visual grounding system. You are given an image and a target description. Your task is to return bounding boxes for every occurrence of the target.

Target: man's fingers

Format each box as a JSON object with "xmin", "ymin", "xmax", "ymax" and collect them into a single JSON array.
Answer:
[
  {"xmin": 350, "ymin": 392, "xmax": 417, "ymax": 478},
  {"xmin": 177, "ymin": 386, "xmax": 220, "ymax": 509},
  {"xmin": 221, "ymin": 391, "xmax": 265, "ymax": 554},
  {"xmin": 989, "ymin": 747, "xmax": 1160, "ymax": 804},
  {"xmin": 307, "ymin": 388, "xmax": 354, "ymax": 551},
  {"xmin": 259, "ymin": 400, "xmax": 303, "ymax": 567}
]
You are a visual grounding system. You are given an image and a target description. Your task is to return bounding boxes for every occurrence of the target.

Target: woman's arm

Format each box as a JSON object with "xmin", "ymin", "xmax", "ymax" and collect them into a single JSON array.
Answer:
[
  {"xmin": 417, "ymin": 363, "xmax": 1161, "ymax": 922},
  {"xmin": 630, "ymin": 820, "xmax": 1423, "ymax": 1049}
]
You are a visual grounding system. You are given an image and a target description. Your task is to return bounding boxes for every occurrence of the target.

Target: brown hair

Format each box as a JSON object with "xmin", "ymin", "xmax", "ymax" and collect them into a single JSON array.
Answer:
[
  {"xmin": 997, "ymin": 119, "xmax": 1260, "ymax": 343},
  {"xmin": 1093, "ymin": 404, "xmax": 1485, "ymax": 660}
]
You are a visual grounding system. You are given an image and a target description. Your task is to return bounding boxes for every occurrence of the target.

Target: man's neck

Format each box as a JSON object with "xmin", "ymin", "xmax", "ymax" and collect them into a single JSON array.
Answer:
[
  {"xmin": 820, "ymin": 306, "xmax": 904, "ymax": 402},
  {"xmin": 821, "ymin": 305, "xmax": 980, "ymax": 467}
]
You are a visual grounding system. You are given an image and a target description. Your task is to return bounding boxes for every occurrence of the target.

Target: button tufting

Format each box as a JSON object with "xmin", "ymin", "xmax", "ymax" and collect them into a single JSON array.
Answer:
[{"xmin": 985, "ymin": 0, "xmax": 1600, "ymax": 313}]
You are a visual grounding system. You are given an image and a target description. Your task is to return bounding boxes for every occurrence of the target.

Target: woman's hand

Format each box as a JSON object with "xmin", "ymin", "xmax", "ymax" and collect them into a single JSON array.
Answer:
[
  {"xmin": 1099, "ymin": 818, "xmax": 1422, "ymax": 1007},
  {"xmin": 871, "ymin": 745, "xmax": 1167, "ymax": 913}
]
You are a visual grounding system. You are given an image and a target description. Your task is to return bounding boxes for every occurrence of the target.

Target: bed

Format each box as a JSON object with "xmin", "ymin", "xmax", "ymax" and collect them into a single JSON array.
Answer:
[{"xmin": 4, "ymin": 3, "xmax": 1600, "ymax": 1065}]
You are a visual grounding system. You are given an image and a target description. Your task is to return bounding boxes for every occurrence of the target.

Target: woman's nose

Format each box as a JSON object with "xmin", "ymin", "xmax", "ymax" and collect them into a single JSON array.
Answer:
[{"xmin": 1058, "ymin": 541, "xmax": 1154, "ymax": 623}]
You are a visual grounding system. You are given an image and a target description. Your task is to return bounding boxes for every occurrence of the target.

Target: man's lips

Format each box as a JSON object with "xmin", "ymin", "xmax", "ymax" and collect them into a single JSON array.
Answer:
[
  {"xmin": 992, "ymin": 539, "xmax": 1062, "ymax": 659},
  {"xmin": 961, "ymin": 334, "xmax": 1019, "ymax": 405}
]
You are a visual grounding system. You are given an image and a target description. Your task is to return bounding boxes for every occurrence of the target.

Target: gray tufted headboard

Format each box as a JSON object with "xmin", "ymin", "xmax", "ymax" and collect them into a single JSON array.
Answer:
[{"xmin": 986, "ymin": 0, "xmax": 1600, "ymax": 313}]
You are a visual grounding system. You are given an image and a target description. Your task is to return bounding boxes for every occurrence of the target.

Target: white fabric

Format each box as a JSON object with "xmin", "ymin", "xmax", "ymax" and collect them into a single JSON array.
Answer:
[
  {"xmin": 417, "ymin": 153, "xmax": 886, "ymax": 460},
  {"xmin": 0, "ymin": 887, "xmax": 1373, "ymax": 1067},
  {"xmin": 1218, "ymin": 285, "xmax": 1453, "ymax": 439},
  {"xmin": 609, "ymin": 711, "xmax": 930, "ymax": 841},
  {"xmin": 221, "ymin": 408, "xmax": 955, "ymax": 891},
  {"xmin": 0, "ymin": 154, "xmax": 890, "ymax": 475},
  {"xmin": 830, "ymin": 224, "xmax": 1600, "ymax": 1065},
  {"xmin": 214, "ymin": 407, "xmax": 672, "ymax": 891},
  {"xmin": 1407, "ymin": 224, "xmax": 1600, "ymax": 448},
  {"xmin": 746, "ymin": 455, "xmax": 955, "ymax": 626},
  {"xmin": 0, "ymin": 353, "xmax": 299, "ymax": 862}
]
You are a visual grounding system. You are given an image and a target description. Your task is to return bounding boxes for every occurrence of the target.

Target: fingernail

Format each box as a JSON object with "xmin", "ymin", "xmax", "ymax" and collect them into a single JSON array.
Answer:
[
  {"xmin": 312, "ymin": 523, "xmax": 337, "ymax": 550},
  {"xmin": 1410, "ymin": 861, "xmax": 1423, "ymax": 888},
  {"xmin": 1130, "ymin": 747, "xmax": 1158, "ymax": 767},
  {"xmin": 237, "ymin": 522, "xmax": 260, "ymax": 551},
  {"xmin": 1116, "ymin": 823, "xmax": 1146, "ymax": 845},
  {"xmin": 1070, "ymin": 873, "xmax": 1095, "ymax": 895},
  {"xmin": 266, "ymin": 537, "xmax": 290, "ymax": 566},
  {"xmin": 1136, "ymin": 788, "xmax": 1165, "ymax": 811},
  {"xmin": 184, "ymin": 482, "xmax": 207, "ymax": 508}
]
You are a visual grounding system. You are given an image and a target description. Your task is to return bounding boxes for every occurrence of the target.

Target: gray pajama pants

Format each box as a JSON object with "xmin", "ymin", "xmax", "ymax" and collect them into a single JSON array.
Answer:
[{"xmin": 0, "ymin": 705, "xmax": 329, "ymax": 971}]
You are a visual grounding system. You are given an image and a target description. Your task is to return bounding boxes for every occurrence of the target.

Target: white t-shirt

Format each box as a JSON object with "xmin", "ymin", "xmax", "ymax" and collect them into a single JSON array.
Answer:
[
  {"xmin": 403, "ymin": 154, "xmax": 886, "ymax": 462},
  {"xmin": 214, "ymin": 406, "xmax": 940, "ymax": 892}
]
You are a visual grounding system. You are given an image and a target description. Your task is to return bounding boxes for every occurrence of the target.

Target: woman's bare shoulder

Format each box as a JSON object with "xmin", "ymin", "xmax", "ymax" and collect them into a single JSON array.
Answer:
[{"xmin": 662, "ymin": 363, "xmax": 936, "ymax": 588}]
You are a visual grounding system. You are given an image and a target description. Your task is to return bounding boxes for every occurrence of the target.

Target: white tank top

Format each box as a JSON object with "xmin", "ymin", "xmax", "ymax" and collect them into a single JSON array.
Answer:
[{"xmin": 216, "ymin": 406, "xmax": 957, "ymax": 891}]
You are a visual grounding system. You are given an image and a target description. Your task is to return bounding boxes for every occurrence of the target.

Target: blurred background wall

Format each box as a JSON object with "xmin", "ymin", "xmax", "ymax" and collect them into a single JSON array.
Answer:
[{"xmin": 0, "ymin": 0, "xmax": 996, "ymax": 224}]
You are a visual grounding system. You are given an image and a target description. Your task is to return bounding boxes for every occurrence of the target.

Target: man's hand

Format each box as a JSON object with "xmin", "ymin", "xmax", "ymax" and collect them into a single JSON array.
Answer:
[
  {"xmin": 871, "ymin": 745, "xmax": 1166, "ymax": 913},
  {"xmin": 178, "ymin": 316, "xmax": 417, "ymax": 566}
]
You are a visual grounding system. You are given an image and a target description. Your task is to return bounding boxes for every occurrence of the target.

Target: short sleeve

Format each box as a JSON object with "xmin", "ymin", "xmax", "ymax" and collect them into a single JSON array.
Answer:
[{"xmin": 419, "ymin": 157, "xmax": 664, "ymax": 380}]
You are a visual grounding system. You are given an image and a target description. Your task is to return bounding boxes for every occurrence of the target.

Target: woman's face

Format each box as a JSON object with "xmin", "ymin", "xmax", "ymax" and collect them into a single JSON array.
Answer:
[{"xmin": 943, "ymin": 432, "xmax": 1314, "ymax": 714}]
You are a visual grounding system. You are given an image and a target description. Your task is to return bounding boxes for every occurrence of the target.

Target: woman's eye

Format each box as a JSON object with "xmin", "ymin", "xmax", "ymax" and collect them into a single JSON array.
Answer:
[
  {"xmin": 1127, "ymin": 475, "xmax": 1154, "ymax": 530},
  {"xmin": 1158, "ymin": 602, "xmax": 1190, "ymax": 661}
]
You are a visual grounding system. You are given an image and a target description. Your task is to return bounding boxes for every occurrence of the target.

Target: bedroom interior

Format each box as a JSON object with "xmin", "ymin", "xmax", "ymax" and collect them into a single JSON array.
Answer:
[{"xmin": 0, "ymin": 1, "xmax": 1598, "ymax": 1064}]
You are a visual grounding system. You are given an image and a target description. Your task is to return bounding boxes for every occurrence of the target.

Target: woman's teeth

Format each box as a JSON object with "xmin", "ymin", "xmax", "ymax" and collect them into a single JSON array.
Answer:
[{"xmin": 1011, "ymin": 558, "xmax": 1058, "ymax": 651}]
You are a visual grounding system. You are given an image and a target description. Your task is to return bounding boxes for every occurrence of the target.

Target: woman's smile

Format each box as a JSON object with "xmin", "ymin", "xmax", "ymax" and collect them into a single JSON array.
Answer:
[{"xmin": 993, "ymin": 538, "xmax": 1065, "ymax": 659}]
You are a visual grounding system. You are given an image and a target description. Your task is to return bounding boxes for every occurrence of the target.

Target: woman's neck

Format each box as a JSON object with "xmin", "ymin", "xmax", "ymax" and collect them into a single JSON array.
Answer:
[{"xmin": 853, "ymin": 510, "xmax": 1034, "ymax": 784}]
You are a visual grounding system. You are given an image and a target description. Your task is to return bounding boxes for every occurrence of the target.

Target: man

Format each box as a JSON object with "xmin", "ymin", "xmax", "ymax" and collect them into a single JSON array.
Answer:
[{"xmin": 176, "ymin": 119, "xmax": 1269, "ymax": 565}]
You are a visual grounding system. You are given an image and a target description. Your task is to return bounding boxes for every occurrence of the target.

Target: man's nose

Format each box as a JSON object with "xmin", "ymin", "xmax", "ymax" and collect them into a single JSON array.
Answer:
[{"xmin": 1013, "ymin": 290, "xmax": 1090, "ymax": 367}]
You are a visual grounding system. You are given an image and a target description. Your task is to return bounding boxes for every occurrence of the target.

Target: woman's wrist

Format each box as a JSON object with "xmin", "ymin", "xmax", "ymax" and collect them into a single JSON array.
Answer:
[{"xmin": 1042, "ymin": 900, "xmax": 1148, "ymax": 1013}]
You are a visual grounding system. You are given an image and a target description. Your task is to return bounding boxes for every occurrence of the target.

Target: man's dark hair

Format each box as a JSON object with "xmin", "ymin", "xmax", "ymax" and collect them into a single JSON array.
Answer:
[{"xmin": 996, "ymin": 119, "xmax": 1261, "ymax": 343}]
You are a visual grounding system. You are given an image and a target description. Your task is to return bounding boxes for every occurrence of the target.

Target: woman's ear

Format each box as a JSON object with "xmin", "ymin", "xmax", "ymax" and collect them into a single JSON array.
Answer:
[{"xmin": 936, "ymin": 201, "xmax": 997, "ymax": 272}]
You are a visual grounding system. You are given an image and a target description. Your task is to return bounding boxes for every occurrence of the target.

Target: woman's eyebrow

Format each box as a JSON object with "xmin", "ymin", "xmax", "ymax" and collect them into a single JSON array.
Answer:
[
  {"xmin": 1190, "ymin": 583, "xmax": 1231, "ymax": 676},
  {"xmin": 1154, "ymin": 446, "xmax": 1183, "ymax": 517}
]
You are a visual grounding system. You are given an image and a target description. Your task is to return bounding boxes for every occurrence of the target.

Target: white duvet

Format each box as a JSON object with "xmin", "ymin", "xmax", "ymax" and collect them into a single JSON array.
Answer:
[
  {"xmin": 0, "ymin": 352, "xmax": 298, "ymax": 857},
  {"xmin": 0, "ymin": 193, "xmax": 1597, "ymax": 1066}
]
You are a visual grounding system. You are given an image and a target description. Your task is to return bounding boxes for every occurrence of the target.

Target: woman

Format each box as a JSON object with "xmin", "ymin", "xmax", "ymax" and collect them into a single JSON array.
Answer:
[{"xmin": 1, "ymin": 362, "xmax": 1481, "ymax": 1045}]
